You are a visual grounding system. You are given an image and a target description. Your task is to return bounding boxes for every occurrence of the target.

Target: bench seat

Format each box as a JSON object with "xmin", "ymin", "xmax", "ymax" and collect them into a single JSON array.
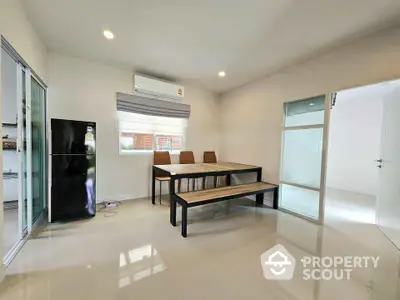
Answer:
[
  {"xmin": 173, "ymin": 182, "xmax": 278, "ymax": 237},
  {"xmin": 176, "ymin": 182, "xmax": 277, "ymax": 206}
]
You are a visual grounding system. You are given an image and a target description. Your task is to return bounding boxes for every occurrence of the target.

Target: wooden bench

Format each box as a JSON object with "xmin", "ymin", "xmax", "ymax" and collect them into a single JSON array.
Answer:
[{"xmin": 173, "ymin": 182, "xmax": 278, "ymax": 237}]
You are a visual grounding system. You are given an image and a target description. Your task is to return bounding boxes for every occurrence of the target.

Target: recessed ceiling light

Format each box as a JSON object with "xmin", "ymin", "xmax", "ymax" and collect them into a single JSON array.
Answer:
[
  {"xmin": 103, "ymin": 30, "xmax": 114, "ymax": 40},
  {"xmin": 218, "ymin": 71, "xmax": 226, "ymax": 77}
]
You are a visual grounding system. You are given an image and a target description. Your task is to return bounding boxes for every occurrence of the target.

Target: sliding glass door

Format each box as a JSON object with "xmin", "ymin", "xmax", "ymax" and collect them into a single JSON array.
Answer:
[
  {"xmin": 279, "ymin": 95, "xmax": 330, "ymax": 223},
  {"xmin": 30, "ymin": 78, "xmax": 46, "ymax": 222},
  {"xmin": 2, "ymin": 37, "xmax": 47, "ymax": 264},
  {"xmin": 1, "ymin": 48, "xmax": 31, "ymax": 263}
]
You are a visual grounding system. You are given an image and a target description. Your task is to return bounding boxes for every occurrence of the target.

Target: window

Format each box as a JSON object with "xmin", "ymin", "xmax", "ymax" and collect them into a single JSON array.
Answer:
[
  {"xmin": 120, "ymin": 132, "xmax": 153, "ymax": 151},
  {"xmin": 118, "ymin": 111, "xmax": 186, "ymax": 154},
  {"xmin": 155, "ymin": 134, "xmax": 184, "ymax": 151}
]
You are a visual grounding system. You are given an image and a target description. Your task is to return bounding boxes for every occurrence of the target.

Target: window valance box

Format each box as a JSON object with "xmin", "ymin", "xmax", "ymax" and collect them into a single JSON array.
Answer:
[{"xmin": 117, "ymin": 92, "xmax": 191, "ymax": 119}]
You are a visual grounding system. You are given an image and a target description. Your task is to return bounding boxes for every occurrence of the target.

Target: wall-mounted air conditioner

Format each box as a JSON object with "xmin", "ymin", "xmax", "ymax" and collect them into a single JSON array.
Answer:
[{"xmin": 134, "ymin": 75, "xmax": 184, "ymax": 101}]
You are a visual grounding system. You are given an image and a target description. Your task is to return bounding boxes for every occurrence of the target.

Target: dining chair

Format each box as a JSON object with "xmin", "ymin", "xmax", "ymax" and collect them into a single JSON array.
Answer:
[
  {"xmin": 179, "ymin": 151, "xmax": 196, "ymax": 192},
  {"xmin": 153, "ymin": 151, "xmax": 171, "ymax": 204},
  {"xmin": 203, "ymin": 151, "xmax": 218, "ymax": 189}
]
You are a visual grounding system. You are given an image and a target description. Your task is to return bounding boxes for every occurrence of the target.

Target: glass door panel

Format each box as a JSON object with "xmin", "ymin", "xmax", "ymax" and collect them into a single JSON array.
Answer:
[
  {"xmin": 1, "ymin": 49, "xmax": 29, "ymax": 263},
  {"xmin": 279, "ymin": 95, "xmax": 329, "ymax": 222},
  {"xmin": 280, "ymin": 184, "xmax": 320, "ymax": 219},
  {"xmin": 281, "ymin": 128, "xmax": 323, "ymax": 188},
  {"xmin": 18, "ymin": 66, "xmax": 28, "ymax": 232},
  {"xmin": 284, "ymin": 95, "xmax": 325, "ymax": 127},
  {"xmin": 2, "ymin": 48, "xmax": 20, "ymax": 258},
  {"xmin": 30, "ymin": 78, "xmax": 46, "ymax": 222}
]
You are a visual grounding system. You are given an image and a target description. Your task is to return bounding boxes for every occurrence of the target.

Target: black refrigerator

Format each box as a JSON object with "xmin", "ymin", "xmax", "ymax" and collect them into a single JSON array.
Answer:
[{"xmin": 50, "ymin": 118, "xmax": 96, "ymax": 222}]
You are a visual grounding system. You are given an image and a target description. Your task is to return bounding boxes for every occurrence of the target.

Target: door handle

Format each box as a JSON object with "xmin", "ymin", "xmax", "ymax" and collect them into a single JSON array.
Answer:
[
  {"xmin": 375, "ymin": 159, "xmax": 383, "ymax": 163},
  {"xmin": 377, "ymin": 165, "xmax": 382, "ymax": 168}
]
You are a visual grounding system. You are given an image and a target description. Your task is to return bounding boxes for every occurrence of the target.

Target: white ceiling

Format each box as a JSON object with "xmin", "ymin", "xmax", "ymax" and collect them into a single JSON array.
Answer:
[{"xmin": 23, "ymin": 0, "xmax": 400, "ymax": 93}]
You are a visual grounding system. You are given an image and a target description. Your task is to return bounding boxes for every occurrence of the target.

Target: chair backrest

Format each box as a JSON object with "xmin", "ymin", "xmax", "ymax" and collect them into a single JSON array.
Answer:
[
  {"xmin": 203, "ymin": 151, "xmax": 217, "ymax": 163},
  {"xmin": 154, "ymin": 151, "xmax": 171, "ymax": 165},
  {"xmin": 179, "ymin": 151, "xmax": 195, "ymax": 164}
]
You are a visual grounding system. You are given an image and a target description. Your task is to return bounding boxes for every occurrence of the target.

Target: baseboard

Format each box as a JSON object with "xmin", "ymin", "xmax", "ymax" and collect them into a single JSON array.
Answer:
[{"xmin": 97, "ymin": 195, "xmax": 148, "ymax": 203}]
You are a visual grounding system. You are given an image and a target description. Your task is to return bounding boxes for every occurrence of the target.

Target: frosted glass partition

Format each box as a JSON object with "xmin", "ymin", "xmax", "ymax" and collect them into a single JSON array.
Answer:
[
  {"xmin": 279, "ymin": 95, "xmax": 328, "ymax": 222},
  {"xmin": 285, "ymin": 96, "xmax": 325, "ymax": 127},
  {"xmin": 281, "ymin": 128, "xmax": 323, "ymax": 188},
  {"xmin": 280, "ymin": 184, "xmax": 320, "ymax": 219}
]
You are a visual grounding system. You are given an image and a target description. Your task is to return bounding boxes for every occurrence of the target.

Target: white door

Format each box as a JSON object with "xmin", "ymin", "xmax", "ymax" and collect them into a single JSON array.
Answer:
[{"xmin": 376, "ymin": 85, "xmax": 400, "ymax": 248}]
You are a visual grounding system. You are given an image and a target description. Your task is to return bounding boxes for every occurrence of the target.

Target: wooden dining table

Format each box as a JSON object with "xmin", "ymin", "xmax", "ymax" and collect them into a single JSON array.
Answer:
[{"xmin": 151, "ymin": 162, "xmax": 273, "ymax": 224}]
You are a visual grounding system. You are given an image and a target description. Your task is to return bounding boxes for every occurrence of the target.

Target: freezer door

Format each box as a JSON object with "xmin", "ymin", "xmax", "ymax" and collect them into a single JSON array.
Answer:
[
  {"xmin": 51, "ymin": 119, "xmax": 96, "ymax": 155},
  {"xmin": 51, "ymin": 154, "xmax": 96, "ymax": 222}
]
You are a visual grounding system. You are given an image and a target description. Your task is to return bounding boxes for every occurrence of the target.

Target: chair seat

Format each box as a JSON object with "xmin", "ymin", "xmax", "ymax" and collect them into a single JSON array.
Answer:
[{"xmin": 156, "ymin": 176, "xmax": 171, "ymax": 181}]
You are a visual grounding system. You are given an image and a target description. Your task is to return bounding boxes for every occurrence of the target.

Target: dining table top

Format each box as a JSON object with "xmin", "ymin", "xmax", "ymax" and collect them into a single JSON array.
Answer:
[{"xmin": 153, "ymin": 162, "xmax": 261, "ymax": 175}]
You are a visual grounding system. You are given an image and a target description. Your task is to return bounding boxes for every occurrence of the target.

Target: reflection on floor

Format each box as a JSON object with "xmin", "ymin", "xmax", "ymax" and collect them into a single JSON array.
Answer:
[
  {"xmin": 325, "ymin": 188, "xmax": 376, "ymax": 224},
  {"xmin": 3, "ymin": 207, "xmax": 19, "ymax": 257},
  {"xmin": 0, "ymin": 197, "xmax": 399, "ymax": 300},
  {"xmin": 324, "ymin": 188, "xmax": 383, "ymax": 254}
]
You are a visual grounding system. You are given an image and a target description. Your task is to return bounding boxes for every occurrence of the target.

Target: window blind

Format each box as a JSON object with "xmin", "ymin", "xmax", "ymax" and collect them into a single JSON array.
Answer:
[
  {"xmin": 117, "ymin": 111, "xmax": 187, "ymax": 135},
  {"xmin": 116, "ymin": 92, "xmax": 190, "ymax": 119}
]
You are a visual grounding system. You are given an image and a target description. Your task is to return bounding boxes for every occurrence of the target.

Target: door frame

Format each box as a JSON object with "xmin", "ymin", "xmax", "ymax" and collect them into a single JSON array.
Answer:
[
  {"xmin": 16, "ymin": 63, "xmax": 27, "ymax": 238},
  {"xmin": 278, "ymin": 93, "xmax": 332, "ymax": 224},
  {"xmin": 25, "ymin": 68, "xmax": 33, "ymax": 233}
]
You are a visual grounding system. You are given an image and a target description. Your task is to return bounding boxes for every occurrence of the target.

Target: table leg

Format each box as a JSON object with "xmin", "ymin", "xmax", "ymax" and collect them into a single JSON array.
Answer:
[
  {"xmin": 256, "ymin": 168, "xmax": 262, "ymax": 182},
  {"xmin": 256, "ymin": 168, "xmax": 264, "ymax": 206},
  {"xmin": 159, "ymin": 181, "xmax": 162, "ymax": 204},
  {"xmin": 273, "ymin": 187, "xmax": 279, "ymax": 209},
  {"xmin": 182, "ymin": 206, "xmax": 187, "ymax": 238},
  {"xmin": 226, "ymin": 174, "xmax": 231, "ymax": 186},
  {"xmin": 152, "ymin": 167, "xmax": 156, "ymax": 205},
  {"xmin": 170, "ymin": 177, "xmax": 177, "ymax": 226}
]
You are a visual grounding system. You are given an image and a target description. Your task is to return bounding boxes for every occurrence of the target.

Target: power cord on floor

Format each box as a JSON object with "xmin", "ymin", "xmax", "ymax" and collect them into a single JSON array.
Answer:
[{"xmin": 96, "ymin": 201, "xmax": 122, "ymax": 217}]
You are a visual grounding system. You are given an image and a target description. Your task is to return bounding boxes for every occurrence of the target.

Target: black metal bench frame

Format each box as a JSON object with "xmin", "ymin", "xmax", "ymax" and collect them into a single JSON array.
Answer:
[{"xmin": 174, "ymin": 183, "xmax": 278, "ymax": 237}]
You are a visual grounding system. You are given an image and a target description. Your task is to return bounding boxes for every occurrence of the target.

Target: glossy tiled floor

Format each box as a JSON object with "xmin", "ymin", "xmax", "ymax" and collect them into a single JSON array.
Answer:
[
  {"xmin": 3, "ymin": 208, "xmax": 19, "ymax": 257},
  {"xmin": 0, "ymin": 197, "xmax": 399, "ymax": 300},
  {"xmin": 325, "ymin": 188, "xmax": 376, "ymax": 224}
]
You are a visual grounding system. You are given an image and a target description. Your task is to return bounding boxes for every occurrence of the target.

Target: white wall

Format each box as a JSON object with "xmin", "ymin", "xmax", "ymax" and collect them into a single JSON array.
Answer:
[
  {"xmin": 327, "ymin": 83, "xmax": 385, "ymax": 196},
  {"xmin": 0, "ymin": 0, "xmax": 48, "ymax": 81},
  {"xmin": 48, "ymin": 53, "xmax": 219, "ymax": 202},
  {"xmin": 219, "ymin": 25, "xmax": 400, "ymax": 187}
]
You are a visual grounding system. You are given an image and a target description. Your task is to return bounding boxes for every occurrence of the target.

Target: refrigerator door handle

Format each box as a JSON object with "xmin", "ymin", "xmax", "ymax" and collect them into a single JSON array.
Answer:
[{"xmin": 48, "ymin": 154, "xmax": 52, "ymax": 222}]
